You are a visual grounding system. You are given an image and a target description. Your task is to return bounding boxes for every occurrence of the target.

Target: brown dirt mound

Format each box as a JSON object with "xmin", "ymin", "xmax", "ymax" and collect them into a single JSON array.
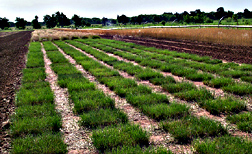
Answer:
[{"xmin": 0, "ymin": 31, "xmax": 32, "ymax": 153}]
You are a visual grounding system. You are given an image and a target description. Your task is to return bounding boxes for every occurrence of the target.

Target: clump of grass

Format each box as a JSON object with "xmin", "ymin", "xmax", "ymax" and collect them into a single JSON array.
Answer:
[
  {"xmin": 11, "ymin": 115, "xmax": 61, "ymax": 137},
  {"xmin": 107, "ymin": 145, "xmax": 172, "ymax": 154},
  {"xmin": 162, "ymin": 82, "xmax": 196, "ymax": 93},
  {"xmin": 72, "ymin": 91, "xmax": 115, "ymax": 113},
  {"xmin": 220, "ymin": 70, "xmax": 251, "ymax": 78},
  {"xmin": 92, "ymin": 124, "xmax": 149, "ymax": 152},
  {"xmin": 222, "ymin": 83, "xmax": 252, "ymax": 96},
  {"xmin": 226, "ymin": 112, "xmax": 252, "ymax": 133},
  {"xmin": 193, "ymin": 135, "xmax": 252, "ymax": 154},
  {"xmin": 26, "ymin": 52, "xmax": 44, "ymax": 68},
  {"xmin": 204, "ymin": 77, "xmax": 235, "ymax": 88},
  {"xmin": 42, "ymin": 41, "xmax": 58, "ymax": 51},
  {"xmin": 136, "ymin": 68, "xmax": 163, "ymax": 80},
  {"xmin": 174, "ymin": 88, "xmax": 214, "ymax": 102},
  {"xmin": 80, "ymin": 108, "xmax": 128, "ymax": 129},
  {"xmin": 51, "ymin": 63, "xmax": 81, "ymax": 75},
  {"xmin": 14, "ymin": 103, "xmax": 56, "ymax": 119},
  {"xmin": 16, "ymin": 86, "xmax": 54, "ymax": 106},
  {"xmin": 46, "ymin": 51, "xmax": 69, "ymax": 63},
  {"xmin": 28, "ymin": 42, "xmax": 41, "ymax": 52},
  {"xmin": 141, "ymin": 103, "xmax": 189, "ymax": 121},
  {"xmin": 126, "ymin": 93, "xmax": 169, "ymax": 107},
  {"xmin": 161, "ymin": 116, "xmax": 227, "ymax": 143},
  {"xmin": 149, "ymin": 76, "xmax": 176, "ymax": 85},
  {"xmin": 199, "ymin": 97, "xmax": 246, "ymax": 115},
  {"xmin": 12, "ymin": 133, "xmax": 67, "ymax": 154},
  {"xmin": 22, "ymin": 68, "xmax": 46, "ymax": 83},
  {"xmin": 241, "ymin": 76, "xmax": 252, "ymax": 83},
  {"xmin": 67, "ymin": 81, "xmax": 95, "ymax": 92}
]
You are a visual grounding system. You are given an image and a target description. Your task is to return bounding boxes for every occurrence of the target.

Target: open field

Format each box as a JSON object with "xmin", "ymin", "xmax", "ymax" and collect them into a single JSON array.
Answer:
[{"xmin": 2, "ymin": 29, "xmax": 252, "ymax": 153}]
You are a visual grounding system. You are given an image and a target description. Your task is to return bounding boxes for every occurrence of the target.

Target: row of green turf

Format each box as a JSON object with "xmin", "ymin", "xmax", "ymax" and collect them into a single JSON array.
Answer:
[
  {"xmin": 79, "ymin": 40, "xmax": 252, "ymax": 132},
  {"xmin": 108, "ymin": 39, "xmax": 252, "ymax": 83},
  {"xmin": 83, "ymin": 38, "xmax": 252, "ymax": 96},
  {"xmin": 55, "ymin": 40, "xmax": 232, "ymax": 144},
  {"xmin": 43, "ymin": 41, "xmax": 170, "ymax": 153},
  {"xmin": 11, "ymin": 42, "xmax": 67, "ymax": 153},
  {"xmin": 68, "ymin": 39, "xmax": 252, "ymax": 133},
  {"xmin": 56, "ymin": 40, "xmax": 252, "ymax": 153},
  {"xmin": 67, "ymin": 39, "xmax": 247, "ymax": 117},
  {"xmin": 103, "ymin": 38, "xmax": 252, "ymax": 72}
]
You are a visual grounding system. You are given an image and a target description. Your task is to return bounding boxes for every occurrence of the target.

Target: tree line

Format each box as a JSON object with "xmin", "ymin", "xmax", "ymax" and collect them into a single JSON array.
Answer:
[{"xmin": 1, "ymin": 7, "xmax": 252, "ymax": 30}]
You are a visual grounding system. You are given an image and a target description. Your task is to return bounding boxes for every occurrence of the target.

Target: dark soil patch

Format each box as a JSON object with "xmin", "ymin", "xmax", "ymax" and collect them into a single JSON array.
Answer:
[
  {"xmin": 0, "ymin": 31, "xmax": 32, "ymax": 153},
  {"xmin": 101, "ymin": 35, "xmax": 252, "ymax": 64}
]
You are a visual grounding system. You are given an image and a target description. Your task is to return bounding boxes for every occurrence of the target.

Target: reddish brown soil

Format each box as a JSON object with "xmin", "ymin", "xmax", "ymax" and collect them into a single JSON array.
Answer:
[
  {"xmin": 101, "ymin": 35, "xmax": 252, "ymax": 64},
  {"xmin": 0, "ymin": 31, "xmax": 32, "ymax": 152}
]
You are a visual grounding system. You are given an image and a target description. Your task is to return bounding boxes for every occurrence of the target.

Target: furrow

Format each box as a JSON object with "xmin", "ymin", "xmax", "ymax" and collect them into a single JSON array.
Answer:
[{"xmin": 41, "ymin": 44, "xmax": 97, "ymax": 154}]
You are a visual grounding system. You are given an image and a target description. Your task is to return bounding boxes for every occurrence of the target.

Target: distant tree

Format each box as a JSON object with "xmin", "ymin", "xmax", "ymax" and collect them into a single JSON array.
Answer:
[
  {"xmin": 102, "ymin": 17, "xmax": 108, "ymax": 26},
  {"xmin": 216, "ymin": 7, "xmax": 226, "ymax": 19},
  {"xmin": 244, "ymin": 9, "xmax": 252, "ymax": 18},
  {"xmin": 55, "ymin": 11, "xmax": 70, "ymax": 27},
  {"xmin": 117, "ymin": 14, "xmax": 129, "ymax": 24},
  {"xmin": 232, "ymin": 14, "xmax": 238, "ymax": 25},
  {"xmin": 72, "ymin": 14, "xmax": 82, "ymax": 27},
  {"xmin": 15, "ymin": 17, "xmax": 27, "ymax": 29},
  {"xmin": 32, "ymin": 15, "xmax": 41, "ymax": 29},
  {"xmin": 43, "ymin": 14, "xmax": 57, "ymax": 28},
  {"xmin": 86, "ymin": 22, "xmax": 91, "ymax": 27},
  {"xmin": 111, "ymin": 19, "xmax": 117, "ymax": 24},
  {"xmin": 0, "ymin": 17, "xmax": 10, "ymax": 29}
]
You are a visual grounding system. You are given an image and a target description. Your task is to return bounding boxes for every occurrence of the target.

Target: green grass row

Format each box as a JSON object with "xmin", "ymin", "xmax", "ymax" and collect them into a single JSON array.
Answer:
[
  {"xmin": 43, "ymin": 41, "xmax": 172, "ymax": 153},
  {"xmin": 85, "ymin": 38, "xmax": 252, "ymax": 133},
  {"xmin": 11, "ymin": 42, "xmax": 67, "ymax": 154},
  {"xmin": 54, "ymin": 39, "xmax": 252, "ymax": 153},
  {"xmin": 95, "ymin": 38, "xmax": 252, "ymax": 86},
  {"xmin": 55, "ymin": 40, "xmax": 235, "ymax": 145},
  {"xmin": 83, "ymin": 38, "xmax": 252, "ymax": 96},
  {"xmin": 101, "ymin": 38, "xmax": 252, "ymax": 72},
  {"xmin": 68, "ymin": 39, "xmax": 247, "ymax": 116}
]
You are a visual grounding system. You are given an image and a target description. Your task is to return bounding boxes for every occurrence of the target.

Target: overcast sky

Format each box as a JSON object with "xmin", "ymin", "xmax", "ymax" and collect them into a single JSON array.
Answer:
[{"xmin": 0, "ymin": 0, "xmax": 251, "ymax": 22}]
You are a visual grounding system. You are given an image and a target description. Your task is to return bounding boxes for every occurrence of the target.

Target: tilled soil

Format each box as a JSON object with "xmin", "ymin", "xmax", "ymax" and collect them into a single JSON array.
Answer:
[
  {"xmin": 0, "ymin": 31, "xmax": 32, "ymax": 153},
  {"xmin": 101, "ymin": 35, "xmax": 252, "ymax": 64}
]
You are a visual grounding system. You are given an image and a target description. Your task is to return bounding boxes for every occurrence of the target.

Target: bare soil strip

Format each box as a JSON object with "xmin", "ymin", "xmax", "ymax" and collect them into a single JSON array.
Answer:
[
  {"xmin": 68, "ymin": 42, "xmax": 252, "ymax": 141},
  {"xmin": 0, "ymin": 31, "xmax": 32, "ymax": 154},
  {"xmin": 41, "ymin": 44, "xmax": 97, "ymax": 154},
  {"xmin": 54, "ymin": 43, "xmax": 194, "ymax": 153},
  {"xmin": 104, "ymin": 35, "xmax": 252, "ymax": 64}
]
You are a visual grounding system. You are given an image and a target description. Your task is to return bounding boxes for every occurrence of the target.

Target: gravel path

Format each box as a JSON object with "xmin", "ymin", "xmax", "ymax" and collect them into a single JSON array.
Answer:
[{"xmin": 41, "ymin": 44, "xmax": 97, "ymax": 154}]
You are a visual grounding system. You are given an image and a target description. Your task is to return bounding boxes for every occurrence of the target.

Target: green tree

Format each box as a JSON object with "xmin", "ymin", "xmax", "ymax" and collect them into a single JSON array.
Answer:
[
  {"xmin": 43, "ymin": 14, "xmax": 57, "ymax": 28},
  {"xmin": 117, "ymin": 14, "xmax": 129, "ymax": 24},
  {"xmin": 32, "ymin": 15, "xmax": 41, "ymax": 29},
  {"xmin": 15, "ymin": 17, "xmax": 27, "ymax": 29},
  {"xmin": 72, "ymin": 14, "xmax": 82, "ymax": 27},
  {"xmin": 0, "ymin": 17, "xmax": 10, "ymax": 29},
  {"xmin": 55, "ymin": 11, "xmax": 70, "ymax": 27}
]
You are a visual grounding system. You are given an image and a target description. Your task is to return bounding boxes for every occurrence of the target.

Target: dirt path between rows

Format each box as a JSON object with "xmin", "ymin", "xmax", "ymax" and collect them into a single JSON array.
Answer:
[
  {"xmin": 0, "ymin": 31, "xmax": 32, "ymax": 154},
  {"xmin": 42, "ymin": 44, "xmax": 97, "ymax": 154},
  {"xmin": 101, "ymin": 35, "xmax": 252, "ymax": 64}
]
